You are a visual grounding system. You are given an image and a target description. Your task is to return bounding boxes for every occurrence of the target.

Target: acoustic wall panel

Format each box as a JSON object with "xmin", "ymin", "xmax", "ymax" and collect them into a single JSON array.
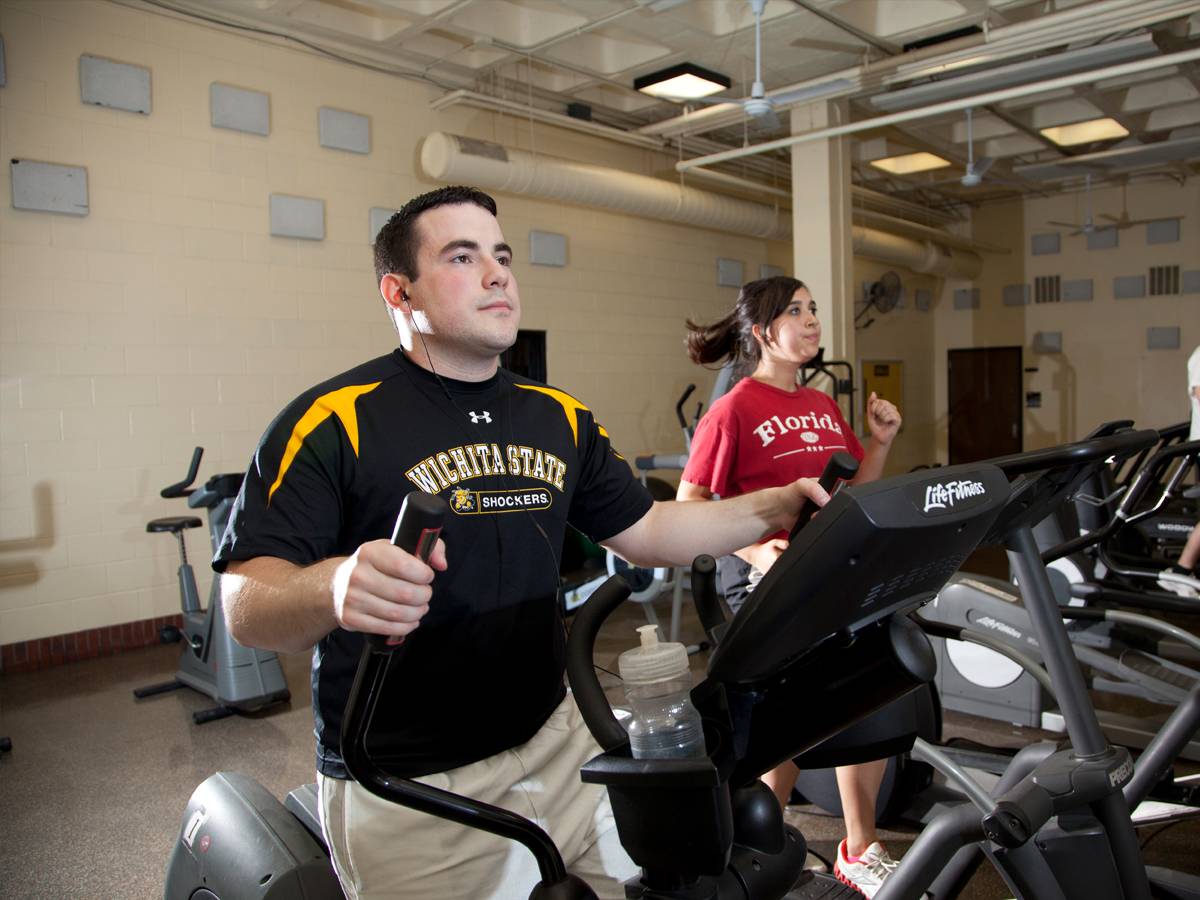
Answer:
[
  {"xmin": 1033, "ymin": 331, "xmax": 1062, "ymax": 353},
  {"xmin": 529, "ymin": 230, "xmax": 567, "ymax": 267},
  {"xmin": 1086, "ymin": 227, "xmax": 1118, "ymax": 251},
  {"xmin": 1031, "ymin": 233, "xmax": 1060, "ymax": 255},
  {"xmin": 1183, "ymin": 271, "xmax": 1200, "ymax": 294},
  {"xmin": 760, "ymin": 264, "xmax": 784, "ymax": 279},
  {"xmin": 1147, "ymin": 219, "xmax": 1180, "ymax": 244},
  {"xmin": 1113, "ymin": 275, "xmax": 1146, "ymax": 299},
  {"xmin": 211, "ymin": 83, "xmax": 269, "ymax": 135},
  {"xmin": 318, "ymin": 107, "xmax": 370, "ymax": 154},
  {"xmin": 270, "ymin": 194, "xmax": 324, "ymax": 240},
  {"xmin": 953, "ymin": 288, "xmax": 980, "ymax": 310},
  {"xmin": 80, "ymin": 55, "xmax": 150, "ymax": 114},
  {"xmin": 1002, "ymin": 284, "xmax": 1030, "ymax": 307},
  {"xmin": 1062, "ymin": 279, "xmax": 1093, "ymax": 302},
  {"xmin": 1147, "ymin": 327, "xmax": 1180, "ymax": 350},
  {"xmin": 717, "ymin": 258, "xmax": 744, "ymax": 288},
  {"xmin": 10, "ymin": 159, "xmax": 89, "ymax": 216},
  {"xmin": 915, "ymin": 289, "xmax": 931, "ymax": 311},
  {"xmin": 369, "ymin": 207, "xmax": 398, "ymax": 243}
]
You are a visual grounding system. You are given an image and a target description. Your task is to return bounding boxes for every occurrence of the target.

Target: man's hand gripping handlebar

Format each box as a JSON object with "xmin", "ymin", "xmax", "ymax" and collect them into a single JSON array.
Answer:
[{"xmin": 332, "ymin": 492, "xmax": 448, "ymax": 647}]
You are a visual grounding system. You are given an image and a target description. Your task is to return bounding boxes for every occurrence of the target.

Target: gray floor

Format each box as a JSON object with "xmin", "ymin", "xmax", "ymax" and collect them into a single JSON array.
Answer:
[{"xmin": 1, "ymin": 594, "xmax": 1198, "ymax": 899}]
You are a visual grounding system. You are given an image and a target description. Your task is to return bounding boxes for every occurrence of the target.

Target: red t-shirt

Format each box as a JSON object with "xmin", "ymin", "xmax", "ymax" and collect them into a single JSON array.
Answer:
[{"xmin": 682, "ymin": 378, "xmax": 864, "ymax": 504}]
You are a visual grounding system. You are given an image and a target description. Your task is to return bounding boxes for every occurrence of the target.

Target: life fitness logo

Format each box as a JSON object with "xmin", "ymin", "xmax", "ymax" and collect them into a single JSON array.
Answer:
[{"xmin": 922, "ymin": 479, "xmax": 987, "ymax": 515}]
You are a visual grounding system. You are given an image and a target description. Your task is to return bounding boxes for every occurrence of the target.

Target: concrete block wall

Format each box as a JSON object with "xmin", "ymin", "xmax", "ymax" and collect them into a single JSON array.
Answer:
[{"xmin": 0, "ymin": 0, "xmax": 783, "ymax": 647}]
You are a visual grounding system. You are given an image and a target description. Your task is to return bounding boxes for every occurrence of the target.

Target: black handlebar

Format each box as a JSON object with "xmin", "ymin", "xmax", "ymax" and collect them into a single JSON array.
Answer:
[
  {"xmin": 986, "ymin": 429, "xmax": 1156, "ymax": 478},
  {"xmin": 372, "ymin": 491, "xmax": 446, "ymax": 649},
  {"xmin": 1042, "ymin": 437, "xmax": 1200, "ymax": 563},
  {"xmin": 689, "ymin": 555, "xmax": 727, "ymax": 647},
  {"xmin": 341, "ymin": 493, "xmax": 596, "ymax": 898},
  {"xmin": 675, "ymin": 384, "xmax": 696, "ymax": 431},
  {"xmin": 161, "ymin": 447, "xmax": 203, "ymax": 498},
  {"xmin": 565, "ymin": 576, "xmax": 634, "ymax": 753},
  {"xmin": 788, "ymin": 452, "xmax": 860, "ymax": 541}
]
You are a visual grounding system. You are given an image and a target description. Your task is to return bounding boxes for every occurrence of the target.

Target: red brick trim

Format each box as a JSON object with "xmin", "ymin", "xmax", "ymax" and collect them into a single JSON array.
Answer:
[{"xmin": 0, "ymin": 614, "xmax": 184, "ymax": 674}]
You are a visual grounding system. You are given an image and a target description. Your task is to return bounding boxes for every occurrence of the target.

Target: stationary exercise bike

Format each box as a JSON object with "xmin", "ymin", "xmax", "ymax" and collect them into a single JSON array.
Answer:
[{"xmin": 134, "ymin": 448, "xmax": 290, "ymax": 724}]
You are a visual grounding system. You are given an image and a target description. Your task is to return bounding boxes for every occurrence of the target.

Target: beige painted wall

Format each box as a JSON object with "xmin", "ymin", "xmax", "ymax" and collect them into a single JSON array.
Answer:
[
  {"xmin": 867, "ymin": 179, "xmax": 1197, "ymax": 469},
  {"xmin": 0, "ymin": 0, "xmax": 785, "ymax": 644}
]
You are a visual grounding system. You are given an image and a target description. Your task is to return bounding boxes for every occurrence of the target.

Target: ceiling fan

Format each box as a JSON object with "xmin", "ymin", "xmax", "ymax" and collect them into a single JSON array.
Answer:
[
  {"xmin": 1047, "ymin": 173, "xmax": 1103, "ymax": 235},
  {"xmin": 675, "ymin": 0, "xmax": 851, "ymax": 133},
  {"xmin": 1100, "ymin": 180, "xmax": 1185, "ymax": 230},
  {"xmin": 958, "ymin": 107, "xmax": 996, "ymax": 187}
]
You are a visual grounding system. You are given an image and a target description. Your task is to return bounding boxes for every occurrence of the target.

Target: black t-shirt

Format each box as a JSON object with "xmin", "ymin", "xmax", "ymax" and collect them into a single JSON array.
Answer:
[{"xmin": 215, "ymin": 350, "xmax": 653, "ymax": 777}]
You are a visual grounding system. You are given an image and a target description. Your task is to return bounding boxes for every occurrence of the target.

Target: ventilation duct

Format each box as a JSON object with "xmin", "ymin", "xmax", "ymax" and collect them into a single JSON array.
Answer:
[
  {"xmin": 852, "ymin": 227, "xmax": 982, "ymax": 279},
  {"xmin": 419, "ymin": 132, "xmax": 791, "ymax": 240},
  {"xmin": 420, "ymin": 132, "xmax": 980, "ymax": 277}
]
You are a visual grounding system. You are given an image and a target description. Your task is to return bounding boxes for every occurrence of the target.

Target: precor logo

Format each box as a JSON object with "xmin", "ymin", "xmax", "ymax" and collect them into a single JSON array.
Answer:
[{"xmin": 924, "ymin": 480, "xmax": 987, "ymax": 513}]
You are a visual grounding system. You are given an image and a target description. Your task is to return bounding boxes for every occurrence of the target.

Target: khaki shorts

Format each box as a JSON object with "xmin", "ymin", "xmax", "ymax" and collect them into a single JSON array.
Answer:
[{"xmin": 319, "ymin": 693, "xmax": 639, "ymax": 899}]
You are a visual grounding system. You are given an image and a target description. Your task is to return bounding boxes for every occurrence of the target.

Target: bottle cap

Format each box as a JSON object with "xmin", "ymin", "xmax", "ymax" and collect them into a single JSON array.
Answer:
[{"xmin": 618, "ymin": 624, "xmax": 690, "ymax": 685}]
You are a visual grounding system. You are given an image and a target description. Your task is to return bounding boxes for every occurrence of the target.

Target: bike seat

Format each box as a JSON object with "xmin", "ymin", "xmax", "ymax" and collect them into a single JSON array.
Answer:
[{"xmin": 147, "ymin": 516, "xmax": 203, "ymax": 534}]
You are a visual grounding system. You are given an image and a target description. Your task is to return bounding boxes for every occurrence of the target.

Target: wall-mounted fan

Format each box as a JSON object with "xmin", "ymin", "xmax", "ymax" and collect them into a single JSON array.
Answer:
[{"xmin": 857, "ymin": 270, "xmax": 902, "ymax": 329}]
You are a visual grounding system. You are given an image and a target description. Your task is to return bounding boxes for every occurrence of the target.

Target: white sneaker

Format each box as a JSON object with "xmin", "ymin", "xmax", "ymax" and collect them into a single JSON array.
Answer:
[
  {"xmin": 833, "ymin": 840, "xmax": 899, "ymax": 898},
  {"xmin": 1156, "ymin": 569, "xmax": 1200, "ymax": 599}
]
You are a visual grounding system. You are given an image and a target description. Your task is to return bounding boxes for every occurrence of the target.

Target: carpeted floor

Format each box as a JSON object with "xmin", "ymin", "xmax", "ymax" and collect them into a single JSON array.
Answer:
[{"xmin": 2, "ymin": 591, "xmax": 1198, "ymax": 899}]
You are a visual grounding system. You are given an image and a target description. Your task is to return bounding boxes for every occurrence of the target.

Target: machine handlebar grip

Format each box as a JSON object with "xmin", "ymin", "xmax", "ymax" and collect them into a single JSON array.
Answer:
[
  {"xmin": 565, "ymin": 575, "xmax": 633, "ymax": 752},
  {"xmin": 675, "ymin": 384, "xmax": 696, "ymax": 430},
  {"xmin": 374, "ymin": 492, "xmax": 447, "ymax": 649},
  {"xmin": 788, "ymin": 451, "xmax": 859, "ymax": 541},
  {"xmin": 690, "ymin": 555, "xmax": 726, "ymax": 646},
  {"xmin": 161, "ymin": 447, "xmax": 203, "ymax": 498}
]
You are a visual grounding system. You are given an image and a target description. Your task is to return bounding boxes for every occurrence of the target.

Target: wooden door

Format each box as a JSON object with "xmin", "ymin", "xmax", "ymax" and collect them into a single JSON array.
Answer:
[{"xmin": 948, "ymin": 347, "xmax": 1023, "ymax": 464}]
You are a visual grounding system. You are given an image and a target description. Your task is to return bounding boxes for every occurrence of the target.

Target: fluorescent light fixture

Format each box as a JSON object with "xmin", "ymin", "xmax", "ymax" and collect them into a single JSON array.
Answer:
[
  {"xmin": 870, "ymin": 35, "xmax": 1157, "ymax": 113},
  {"xmin": 635, "ymin": 63, "xmax": 731, "ymax": 100},
  {"xmin": 1039, "ymin": 117, "xmax": 1129, "ymax": 146},
  {"xmin": 869, "ymin": 152, "xmax": 952, "ymax": 175}
]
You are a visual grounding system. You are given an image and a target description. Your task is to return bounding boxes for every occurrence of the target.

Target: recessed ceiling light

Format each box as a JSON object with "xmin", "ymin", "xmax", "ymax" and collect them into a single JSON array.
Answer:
[
  {"xmin": 869, "ymin": 152, "xmax": 952, "ymax": 175},
  {"xmin": 634, "ymin": 63, "xmax": 732, "ymax": 100},
  {"xmin": 1039, "ymin": 117, "xmax": 1129, "ymax": 146}
]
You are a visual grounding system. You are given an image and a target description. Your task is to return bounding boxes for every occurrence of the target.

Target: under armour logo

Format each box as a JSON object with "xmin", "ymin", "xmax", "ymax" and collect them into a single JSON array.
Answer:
[{"xmin": 469, "ymin": 410, "xmax": 492, "ymax": 424}]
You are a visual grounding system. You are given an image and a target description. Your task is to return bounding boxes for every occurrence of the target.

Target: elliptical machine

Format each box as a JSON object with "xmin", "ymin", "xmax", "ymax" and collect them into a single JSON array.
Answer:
[
  {"xmin": 134, "ymin": 448, "xmax": 290, "ymax": 724},
  {"xmin": 163, "ymin": 452, "xmax": 1013, "ymax": 898}
]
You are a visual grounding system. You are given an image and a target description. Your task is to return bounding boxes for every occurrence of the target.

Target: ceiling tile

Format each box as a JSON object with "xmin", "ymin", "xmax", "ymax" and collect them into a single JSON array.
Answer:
[{"xmin": 448, "ymin": 0, "xmax": 590, "ymax": 50}]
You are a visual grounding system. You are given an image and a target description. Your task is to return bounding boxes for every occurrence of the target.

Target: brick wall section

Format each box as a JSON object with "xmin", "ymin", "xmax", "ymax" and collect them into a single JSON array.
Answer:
[{"xmin": 0, "ymin": 613, "xmax": 183, "ymax": 673}]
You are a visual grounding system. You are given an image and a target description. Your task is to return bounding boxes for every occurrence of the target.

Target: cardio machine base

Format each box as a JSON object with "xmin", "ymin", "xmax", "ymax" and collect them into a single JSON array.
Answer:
[{"xmin": 164, "ymin": 771, "xmax": 342, "ymax": 900}]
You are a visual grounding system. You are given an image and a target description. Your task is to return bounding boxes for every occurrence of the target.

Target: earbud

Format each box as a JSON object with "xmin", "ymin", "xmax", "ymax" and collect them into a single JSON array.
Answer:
[{"xmin": 401, "ymin": 291, "xmax": 410, "ymax": 304}]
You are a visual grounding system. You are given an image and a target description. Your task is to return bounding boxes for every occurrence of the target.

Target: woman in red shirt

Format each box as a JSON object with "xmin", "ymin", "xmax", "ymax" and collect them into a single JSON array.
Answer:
[{"xmin": 678, "ymin": 276, "xmax": 902, "ymax": 898}]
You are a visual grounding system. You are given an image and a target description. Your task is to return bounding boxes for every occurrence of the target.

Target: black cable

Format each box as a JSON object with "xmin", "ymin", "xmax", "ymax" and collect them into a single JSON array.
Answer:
[
  {"xmin": 409, "ymin": 329, "xmax": 564, "ymax": 603},
  {"xmin": 1139, "ymin": 819, "xmax": 1185, "ymax": 851}
]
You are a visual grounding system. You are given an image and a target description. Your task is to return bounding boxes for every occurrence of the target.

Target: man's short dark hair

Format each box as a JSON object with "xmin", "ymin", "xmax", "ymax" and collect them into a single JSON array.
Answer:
[{"xmin": 374, "ymin": 186, "xmax": 498, "ymax": 284}]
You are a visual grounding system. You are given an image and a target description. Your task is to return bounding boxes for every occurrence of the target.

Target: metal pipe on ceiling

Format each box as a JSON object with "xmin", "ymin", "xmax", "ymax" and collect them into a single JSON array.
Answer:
[
  {"xmin": 675, "ymin": 45, "xmax": 1200, "ymax": 173},
  {"xmin": 639, "ymin": 0, "xmax": 1195, "ymax": 139}
]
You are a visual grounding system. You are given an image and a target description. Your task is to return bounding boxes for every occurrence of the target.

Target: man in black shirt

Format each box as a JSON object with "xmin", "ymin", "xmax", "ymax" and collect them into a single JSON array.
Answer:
[{"xmin": 218, "ymin": 186, "xmax": 828, "ymax": 899}]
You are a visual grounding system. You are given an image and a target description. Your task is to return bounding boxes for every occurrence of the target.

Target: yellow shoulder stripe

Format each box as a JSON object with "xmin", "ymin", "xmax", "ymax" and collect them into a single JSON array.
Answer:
[
  {"xmin": 513, "ymin": 384, "xmax": 589, "ymax": 446},
  {"xmin": 267, "ymin": 382, "xmax": 381, "ymax": 504}
]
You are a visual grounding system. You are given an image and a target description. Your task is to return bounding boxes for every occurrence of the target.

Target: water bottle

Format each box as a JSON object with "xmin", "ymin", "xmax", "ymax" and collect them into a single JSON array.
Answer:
[{"xmin": 618, "ymin": 624, "xmax": 706, "ymax": 760}]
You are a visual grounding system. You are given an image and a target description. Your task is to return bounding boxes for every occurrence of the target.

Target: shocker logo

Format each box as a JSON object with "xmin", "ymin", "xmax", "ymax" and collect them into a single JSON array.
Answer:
[{"xmin": 451, "ymin": 488, "xmax": 476, "ymax": 512}]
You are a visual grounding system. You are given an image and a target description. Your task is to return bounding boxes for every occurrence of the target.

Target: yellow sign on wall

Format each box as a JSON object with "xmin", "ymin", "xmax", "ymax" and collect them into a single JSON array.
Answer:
[{"xmin": 862, "ymin": 360, "xmax": 904, "ymax": 433}]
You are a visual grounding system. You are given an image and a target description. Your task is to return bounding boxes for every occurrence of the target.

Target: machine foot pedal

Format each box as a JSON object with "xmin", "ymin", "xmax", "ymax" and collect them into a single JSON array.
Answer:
[{"xmin": 785, "ymin": 872, "xmax": 862, "ymax": 898}]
